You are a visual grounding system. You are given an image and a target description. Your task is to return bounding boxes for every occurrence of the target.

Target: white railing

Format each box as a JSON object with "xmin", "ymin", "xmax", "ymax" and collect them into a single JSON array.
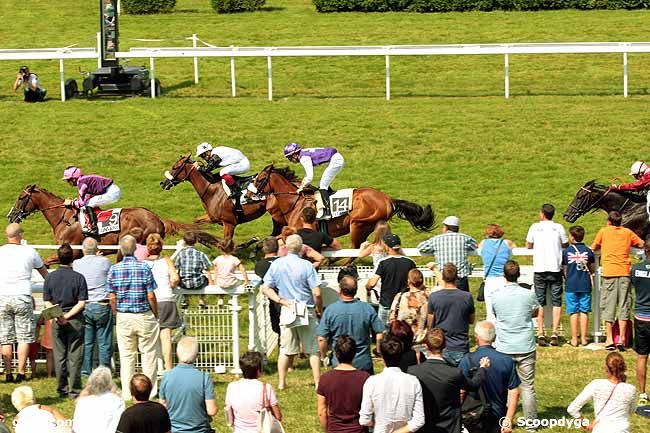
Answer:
[{"xmin": 3, "ymin": 37, "xmax": 648, "ymax": 101}]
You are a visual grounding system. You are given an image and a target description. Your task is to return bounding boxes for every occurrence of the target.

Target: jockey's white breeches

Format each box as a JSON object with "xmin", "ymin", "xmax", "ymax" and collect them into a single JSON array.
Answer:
[
  {"xmin": 86, "ymin": 184, "xmax": 121, "ymax": 207},
  {"xmin": 319, "ymin": 153, "xmax": 345, "ymax": 189},
  {"xmin": 219, "ymin": 158, "xmax": 250, "ymax": 177}
]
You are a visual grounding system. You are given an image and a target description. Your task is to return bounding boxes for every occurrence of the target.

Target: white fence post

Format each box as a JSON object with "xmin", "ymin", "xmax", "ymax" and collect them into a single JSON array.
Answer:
[
  {"xmin": 192, "ymin": 34, "xmax": 199, "ymax": 84},
  {"xmin": 150, "ymin": 57, "xmax": 155, "ymax": 99},
  {"xmin": 230, "ymin": 295, "xmax": 242, "ymax": 374},
  {"xmin": 504, "ymin": 52, "xmax": 510, "ymax": 99},
  {"xmin": 59, "ymin": 58, "xmax": 66, "ymax": 102},
  {"xmin": 267, "ymin": 52, "xmax": 273, "ymax": 101},
  {"xmin": 385, "ymin": 48, "xmax": 391, "ymax": 101},
  {"xmin": 623, "ymin": 48, "xmax": 628, "ymax": 98},
  {"xmin": 230, "ymin": 45, "xmax": 237, "ymax": 97},
  {"xmin": 248, "ymin": 290, "xmax": 256, "ymax": 351},
  {"xmin": 97, "ymin": 32, "xmax": 102, "ymax": 68}
]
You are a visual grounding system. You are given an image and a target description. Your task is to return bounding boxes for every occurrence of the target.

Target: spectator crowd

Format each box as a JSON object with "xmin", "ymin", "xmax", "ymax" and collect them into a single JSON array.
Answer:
[{"xmin": 0, "ymin": 199, "xmax": 648, "ymax": 433}]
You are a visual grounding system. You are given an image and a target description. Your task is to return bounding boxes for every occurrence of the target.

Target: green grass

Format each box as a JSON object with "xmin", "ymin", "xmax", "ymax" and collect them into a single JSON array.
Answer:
[{"xmin": 1, "ymin": 1, "xmax": 650, "ymax": 432}]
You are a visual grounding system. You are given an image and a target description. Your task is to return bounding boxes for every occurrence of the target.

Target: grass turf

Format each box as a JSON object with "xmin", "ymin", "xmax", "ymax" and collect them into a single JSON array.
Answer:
[{"xmin": 1, "ymin": 1, "xmax": 650, "ymax": 432}]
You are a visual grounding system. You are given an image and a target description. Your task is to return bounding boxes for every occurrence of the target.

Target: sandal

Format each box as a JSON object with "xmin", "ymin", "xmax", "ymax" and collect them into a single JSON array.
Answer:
[{"xmin": 605, "ymin": 343, "xmax": 616, "ymax": 351}]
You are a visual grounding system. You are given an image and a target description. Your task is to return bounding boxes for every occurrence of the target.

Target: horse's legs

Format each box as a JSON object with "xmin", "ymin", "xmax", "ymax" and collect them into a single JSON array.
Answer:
[
  {"xmin": 223, "ymin": 224, "xmax": 235, "ymax": 242},
  {"xmin": 350, "ymin": 222, "xmax": 374, "ymax": 249},
  {"xmin": 44, "ymin": 254, "xmax": 59, "ymax": 268},
  {"xmin": 271, "ymin": 219, "xmax": 284, "ymax": 237}
]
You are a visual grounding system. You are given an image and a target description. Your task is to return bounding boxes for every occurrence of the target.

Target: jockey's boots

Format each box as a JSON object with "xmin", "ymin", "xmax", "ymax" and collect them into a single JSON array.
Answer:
[
  {"xmin": 85, "ymin": 206, "xmax": 99, "ymax": 235},
  {"xmin": 320, "ymin": 189, "xmax": 332, "ymax": 219}
]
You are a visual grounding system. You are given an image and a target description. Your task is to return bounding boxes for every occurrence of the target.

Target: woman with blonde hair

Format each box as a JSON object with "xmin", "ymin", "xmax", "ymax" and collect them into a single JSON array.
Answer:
[
  {"xmin": 358, "ymin": 221, "xmax": 391, "ymax": 268},
  {"xmin": 144, "ymin": 233, "xmax": 181, "ymax": 371},
  {"xmin": 73, "ymin": 366, "xmax": 125, "ymax": 433},
  {"xmin": 389, "ymin": 269, "xmax": 429, "ymax": 343},
  {"xmin": 478, "ymin": 224, "xmax": 515, "ymax": 322}
]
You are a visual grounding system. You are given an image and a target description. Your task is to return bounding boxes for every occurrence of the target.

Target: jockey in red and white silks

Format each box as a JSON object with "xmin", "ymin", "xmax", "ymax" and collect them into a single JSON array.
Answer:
[
  {"xmin": 194, "ymin": 142, "xmax": 251, "ymax": 197},
  {"xmin": 611, "ymin": 161, "xmax": 650, "ymax": 219}
]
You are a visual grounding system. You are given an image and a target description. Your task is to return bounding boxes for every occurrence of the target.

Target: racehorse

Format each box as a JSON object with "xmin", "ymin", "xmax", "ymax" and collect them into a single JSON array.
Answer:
[
  {"xmin": 564, "ymin": 180, "xmax": 648, "ymax": 239},
  {"xmin": 251, "ymin": 164, "xmax": 435, "ymax": 248},
  {"xmin": 160, "ymin": 155, "xmax": 284, "ymax": 242},
  {"xmin": 7, "ymin": 184, "xmax": 219, "ymax": 265}
]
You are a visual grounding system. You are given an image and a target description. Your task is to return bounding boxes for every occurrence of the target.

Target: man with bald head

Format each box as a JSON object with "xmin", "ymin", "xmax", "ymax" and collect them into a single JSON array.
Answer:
[
  {"xmin": 117, "ymin": 374, "xmax": 171, "ymax": 433},
  {"xmin": 0, "ymin": 223, "xmax": 47, "ymax": 383}
]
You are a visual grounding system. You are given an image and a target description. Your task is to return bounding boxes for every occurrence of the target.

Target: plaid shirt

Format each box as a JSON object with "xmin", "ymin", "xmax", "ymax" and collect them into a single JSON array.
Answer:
[
  {"xmin": 175, "ymin": 247, "xmax": 211, "ymax": 289},
  {"xmin": 417, "ymin": 232, "xmax": 478, "ymax": 278},
  {"xmin": 107, "ymin": 256, "xmax": 157, "ymax": 313}
]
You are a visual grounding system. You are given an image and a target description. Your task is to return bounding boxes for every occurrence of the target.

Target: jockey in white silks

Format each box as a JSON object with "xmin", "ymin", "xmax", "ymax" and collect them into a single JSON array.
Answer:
[{"xmin": 194, "ymin": 142, "xmax": 251, "ymax": 198}]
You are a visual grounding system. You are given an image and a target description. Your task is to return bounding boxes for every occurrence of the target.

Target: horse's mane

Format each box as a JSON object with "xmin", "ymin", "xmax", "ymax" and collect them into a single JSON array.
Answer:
[
  {"xmin": 25, "ymin": 184, "xmax": 62, "ymax": 199},
  {"xmin": 591, "ymin": 181, "xmax": 646, "ymax": 203},
  {"xmin": 273, "ymin": 166, "xmax": 301, "ymax": 183}
]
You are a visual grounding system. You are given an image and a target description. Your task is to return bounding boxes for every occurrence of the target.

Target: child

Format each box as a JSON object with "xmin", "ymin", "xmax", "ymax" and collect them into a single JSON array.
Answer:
[
  {"xmin": 562, "ymin": 225, "xmax": 596, "ymax": 347},
  {"xmin": 213, "ymin": 239, "xmax": 250, "ymax": 306}
]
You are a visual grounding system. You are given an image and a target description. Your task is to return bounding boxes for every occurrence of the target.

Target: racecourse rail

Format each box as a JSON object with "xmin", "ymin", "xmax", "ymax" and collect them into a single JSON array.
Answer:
[
  {"xmin": 22, "ymin": 242, "xmax": 619, "ymax": 373},
  {"xmin": 1, "ymin": 37, "xmax": 648, "ymax": 101}
]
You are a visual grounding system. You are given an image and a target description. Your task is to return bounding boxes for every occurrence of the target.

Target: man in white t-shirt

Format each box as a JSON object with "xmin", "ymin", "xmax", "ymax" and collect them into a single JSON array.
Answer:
[
  {"xmin": 526, "ymin": 204, "xmax": 569, "ymax": 347},
  {"xmin": 0, "ymin": 224, "xmax": 48, "ymax": 383}
]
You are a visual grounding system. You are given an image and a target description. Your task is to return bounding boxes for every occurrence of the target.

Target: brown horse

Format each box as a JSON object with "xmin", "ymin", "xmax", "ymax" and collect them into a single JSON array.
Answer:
[
  {"xmin": 252, "ymin": 164, "xmax": 435, "ymax": 247},
  {"xmin": 160, "ymin": 155, "xmax": 285, "ymax": 241},
  {"xmin": 7, "ymin": 184, "xmax": 218, "ymax": 265}
]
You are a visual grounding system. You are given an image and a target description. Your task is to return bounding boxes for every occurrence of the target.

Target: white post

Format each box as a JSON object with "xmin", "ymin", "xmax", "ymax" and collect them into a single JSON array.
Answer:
[
  {"xmin": 230, "ymin": 45, "xmax": 237, "ymax": 97},
  {"xmin": 267, "ymin": 54, "xmax": 273, "ymax": 101},
  {"xmin": 623, "ymin": 53, "xmax": 627, "ymax": 98},
  {"xmin": 117, "ymin": 0, "xmax": 121, "ymax": 15},
  {"xmin": 504, "ymin": 53, "xmax": 510, "ymax": 99},
  {"xmin": 150, "ymin": 57, "xmax": 156, "ymax": 99},
  {"xmin": 230, "ymin": 295, "xmax": 242, "ymax": 374},
  {"xmin": 593, "ymin": 267, "xmax": 602, "ymax": 343},
  {"xmin": 59, "ymin": 59, "xmax": 66, "ymax": 102},
  {"xmin": 192, "ymin": 34, "xmax": 199, "ymax": 84},
  {"xmin": 248, "ymin": 290, "xmax": 256, "ymax": 351},
  {"xmin": 385, "ymin": 52, "xmax": 391, "ymax": 101},
  {"xmin": 97, "ymin": 32, "xmax": 102, "ymax": 68}
]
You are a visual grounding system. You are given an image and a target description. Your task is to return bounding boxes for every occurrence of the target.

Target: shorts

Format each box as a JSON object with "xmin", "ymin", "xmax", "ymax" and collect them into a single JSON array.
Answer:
[
  {"xmin": 565, "ymin": 292, "xmax": 592, "ymax": 315},
  {"xmin": 0, "ymin": 295, "xmax": 35, "ymax": 345},
  {"xmin": 534, "ymin": 272, "xmax": 563, "ymax": 307},
  {"xmin": 634, "ymin": 318, "xmax": 650, "ymax": 356},
  {"xmin": 157, "ymin": 301, "xmax": 181, "ymax": 329},
  {"xmin": 600, "ymin": 277, "xmax": 631, "ymax": 322},
  {"xmin": 377, "ymin": 305, "xmax": 390, "ymax": 328},
  {"xmin": 279, "ymin": 309, "xmax": 319, "ymax": 356}
]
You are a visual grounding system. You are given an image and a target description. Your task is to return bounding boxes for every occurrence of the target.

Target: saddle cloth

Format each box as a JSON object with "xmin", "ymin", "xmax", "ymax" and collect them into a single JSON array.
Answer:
[
  {"xmin": 316, "ymin": 189, "xmax": 354, "ymax": 220},
  {"xmin": 81, "ymin": 208, "xmax": 122, "ymax": 235}
]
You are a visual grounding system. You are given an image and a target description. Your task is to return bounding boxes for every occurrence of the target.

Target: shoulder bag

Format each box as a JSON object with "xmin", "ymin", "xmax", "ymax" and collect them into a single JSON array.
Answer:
[
  {"xmin": 477, "ymin": 239, "xmax": 503, "ymax": 302},
  {"xmin": 257, "ymin": 383, "xmax": 285, "ymax": 433}
]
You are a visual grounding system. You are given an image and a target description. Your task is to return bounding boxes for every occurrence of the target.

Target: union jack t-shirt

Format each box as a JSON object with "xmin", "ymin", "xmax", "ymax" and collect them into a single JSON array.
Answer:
[{"xmin": 562, "ymin": 243, "xmax": 595, "ymax": 293}]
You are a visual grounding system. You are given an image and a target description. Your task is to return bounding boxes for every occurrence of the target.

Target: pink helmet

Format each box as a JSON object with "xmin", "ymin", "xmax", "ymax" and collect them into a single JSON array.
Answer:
[{"xmin": 62, "ymin": 166, "xmax": 83, "ymax": 180}]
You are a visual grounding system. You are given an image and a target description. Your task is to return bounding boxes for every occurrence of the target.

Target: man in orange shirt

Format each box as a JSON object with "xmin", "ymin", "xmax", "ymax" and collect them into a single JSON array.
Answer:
[{"xmin": 592, "ymin": 211, "xmax": 644, "ymax": 351}]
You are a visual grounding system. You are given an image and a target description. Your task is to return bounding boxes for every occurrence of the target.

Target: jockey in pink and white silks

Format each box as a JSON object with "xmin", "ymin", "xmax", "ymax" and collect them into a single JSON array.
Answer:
[
  {"xmin": 284, "ymin": 142, "xmax": 345, "ymax": 219},
  {"xmin": 62, "ymin": 166, "xmax": 121, "ymax": 235},
  {"xmin": 194, "ymin": 142, "xmax": 251, "ymax": 197}
]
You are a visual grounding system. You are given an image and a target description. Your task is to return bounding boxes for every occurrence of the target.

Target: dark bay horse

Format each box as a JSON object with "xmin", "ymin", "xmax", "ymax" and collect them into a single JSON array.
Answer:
[
  {"xmin": 161, "ymin": 155, "xmax": 285, "ymax": 242},
  {"xmin": 252, "ymin": 164, "xmax": 435, "ymax": 247},
  {"xmin": 7, "ymin": 184, "xmax": 218, "ymax": 265},
  {"xmin": 564, "ymin": 180, "xmax": 648, "ymax": 239}
]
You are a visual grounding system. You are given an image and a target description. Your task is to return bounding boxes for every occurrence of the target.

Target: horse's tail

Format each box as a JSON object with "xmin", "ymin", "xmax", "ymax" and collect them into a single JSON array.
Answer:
[
  {"xmin": 163, "ymin": 220, "xmax": 220, "ymax": 247},
  {"xmin": 391, "ymin": 199, "xmax": 435, "ymax": 232}
]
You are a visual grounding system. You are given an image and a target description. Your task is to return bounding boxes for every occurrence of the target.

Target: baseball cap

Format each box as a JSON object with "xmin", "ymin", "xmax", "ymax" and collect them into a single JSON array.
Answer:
[
  {"xmin": 383, "ymin": 233, "xmax": 401, "ymax": 249},
  {"xmin": 442, "ymin": 216, "xmax": 460, "ymax": 227}
]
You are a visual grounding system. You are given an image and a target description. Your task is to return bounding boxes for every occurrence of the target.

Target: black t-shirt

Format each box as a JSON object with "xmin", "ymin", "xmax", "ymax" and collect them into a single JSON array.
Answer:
[
  {"xmin": 631, "ymin": 260, "xmax": 650, "ymax": 319},
  {"xmin": 297, "ymin": 228, "xmax": 333, "ymax": 253},
  {"xmin": 375, "ymin": 256, "xmax": 416, "ymax": 307},
  {"xmin": 43, "ymin": 267, "xmax": 88, "ymax": 316},
  {"xmin": 255, "ymin": 256, "xmax": 278, "ymax": 280},
  {"xmin": 117, "ymin": 401, "xmax": 171, "ymax": 433}
]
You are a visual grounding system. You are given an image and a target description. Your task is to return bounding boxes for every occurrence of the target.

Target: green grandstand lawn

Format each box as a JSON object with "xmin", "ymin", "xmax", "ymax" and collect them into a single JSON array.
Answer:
[{"xmin": 1, "ymin": 1, "xmax": 650, "ymax": 431}]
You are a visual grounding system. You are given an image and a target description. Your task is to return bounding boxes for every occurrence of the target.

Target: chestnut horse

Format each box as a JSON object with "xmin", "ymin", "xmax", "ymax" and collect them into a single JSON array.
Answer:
[
  {"xmin": 7, "ymin": 184, "xmax": 218, "ymax": 265},
  {"xmin": 160, "ymin": 155, "xmax": 285, "ymax": 241},
  {"xmin": 252, "ymin": 164, "xmax": 435, "ymax": 247}
]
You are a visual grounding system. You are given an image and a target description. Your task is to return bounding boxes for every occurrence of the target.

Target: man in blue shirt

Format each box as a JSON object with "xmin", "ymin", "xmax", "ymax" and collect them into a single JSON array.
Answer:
[
  {"xmin": 317, "ymin": 276, "xmax": 385, "ymax": 374},
  {"xmin": 491, "ymin": 260, "xmax": 540, "ymax": 433},
  {"xmin": 160, "ymin": 337, "xmax": 217, "ymax": 433},
  {"xmin": 261, "ymin": 234, "xmax": 322, "ymax": 389},
  {"xmin": 460, "ymin": 321, "xmax": 520, "ymax": 433},
  {"xmin": 562, "ymin": 225, "xmax": 596, "ymax": 348}
]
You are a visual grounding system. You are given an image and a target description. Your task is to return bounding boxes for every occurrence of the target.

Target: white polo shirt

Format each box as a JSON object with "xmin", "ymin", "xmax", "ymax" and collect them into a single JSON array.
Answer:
[
  {"xmin": 526, "ymin": 220, "xmax": 568, "ymax": 273},
  {"xmin": 0, "ymin": 243, "xmax": 44, "ymax": 296}
]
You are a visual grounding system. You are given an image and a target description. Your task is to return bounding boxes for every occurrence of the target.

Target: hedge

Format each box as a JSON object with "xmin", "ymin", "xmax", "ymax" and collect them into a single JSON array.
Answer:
[
  {"xmin": 313, "ymin": 0, "xmax": 649, "ymax": 12},
  {"xmin": 211, "ymin": 0, "xmax": 266, "ymax": 13},
  {"xmin": 121, "ymin": 0, "xmax": 176, "ymax": 14}
]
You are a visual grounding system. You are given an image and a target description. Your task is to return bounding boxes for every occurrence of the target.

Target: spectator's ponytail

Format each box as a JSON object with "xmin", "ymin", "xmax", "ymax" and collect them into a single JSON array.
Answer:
[{"xmin": 606, "ymin": 352, "xmax": 627, "ymax": 383}]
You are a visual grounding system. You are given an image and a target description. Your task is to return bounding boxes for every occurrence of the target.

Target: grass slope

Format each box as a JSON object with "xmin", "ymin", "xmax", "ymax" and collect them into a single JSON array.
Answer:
[{"xmin": 1, "ymin": 1, "xmax": 650, "ymax": 432}]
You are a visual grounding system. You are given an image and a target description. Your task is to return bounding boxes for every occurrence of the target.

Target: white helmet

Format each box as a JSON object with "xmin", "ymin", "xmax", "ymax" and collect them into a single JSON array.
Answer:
[
  {"xmin": 629, "ymin": 160, "xmax": 648, "ymax": 176},
  {"xmin": 196, "ymin": 142, "xmax": 213, "ymax": 157}
]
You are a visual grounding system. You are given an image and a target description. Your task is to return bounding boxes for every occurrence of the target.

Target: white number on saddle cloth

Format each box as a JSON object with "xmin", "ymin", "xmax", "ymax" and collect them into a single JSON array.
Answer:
[
  {"xmin": 97, "ymin": 208, "xmax": 122, "ymax": 235},
  {"xmin": 329, "ymin": 189, "xmax": 354, "ymax": 219}
]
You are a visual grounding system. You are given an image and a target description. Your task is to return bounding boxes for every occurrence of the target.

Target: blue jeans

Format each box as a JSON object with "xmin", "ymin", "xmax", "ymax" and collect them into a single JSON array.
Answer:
[
  {"xmin": 82, "ymin": 303, "xmax": 114, "ymax": 374},
  {"xmin": 443, "ymin": 349, "xmax": 466, "ymax": 367}
]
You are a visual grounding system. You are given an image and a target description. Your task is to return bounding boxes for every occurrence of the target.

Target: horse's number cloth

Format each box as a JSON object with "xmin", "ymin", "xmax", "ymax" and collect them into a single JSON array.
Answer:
[
  {"xmin": 96, "ymin": 208, "xmax": 121, "ymax": 235},
  {"xmin": 317, "ymin": 189, "xmax": 354, "ymax": 219}
]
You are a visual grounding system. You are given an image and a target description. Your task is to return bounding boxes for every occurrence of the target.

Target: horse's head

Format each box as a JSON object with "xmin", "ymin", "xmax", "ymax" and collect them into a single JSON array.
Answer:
[
  {"xmin": 564, "ymin": 180, "xmax": 606, "ymax": 223},
  {"xmin": 7, "ymin": 184, "xmax": 40, "ymax": 223},
  {"xmin": 161, "ymin": 154, "xmax": 194, "ymax": 190},
  {"xmin": 252, "ymin": 164, "xmax": 275, "ymax": 194}
]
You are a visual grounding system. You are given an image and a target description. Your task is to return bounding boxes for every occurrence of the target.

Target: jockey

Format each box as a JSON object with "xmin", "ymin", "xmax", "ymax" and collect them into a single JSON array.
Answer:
[
  {"xmin": 611, "ymin": 161, "xmax": 650, "ymax": 192},
  {"xmin": 283, "ymin": 142, "xmax": 345, "ymax": 219},
  {"xmin": 62, "ymin": 166, "xmax": 121, "ymax": 235},
  {"xmin": 194, "ymin": 142, "xmax": 250, "ymax": 197}
]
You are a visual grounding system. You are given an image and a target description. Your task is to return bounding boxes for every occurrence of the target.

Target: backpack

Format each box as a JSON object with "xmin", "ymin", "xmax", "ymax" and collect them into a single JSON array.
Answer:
[{"xmin": 461, "ymin": 352, "xmax": 491, "ymax": 431}]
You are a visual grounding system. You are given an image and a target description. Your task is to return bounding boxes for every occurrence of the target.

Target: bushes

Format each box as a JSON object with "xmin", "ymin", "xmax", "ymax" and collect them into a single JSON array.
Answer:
[
  {"xmin": 313, "ymin": 0, "xmax": 650, "ymax": 12},
  {"xmin": 121, "ymin": 0, "xmax": 176, "ymax": 14},
  {"xmin": 211, "ymin": 0, "xmax": 266, "ymax": 13}
]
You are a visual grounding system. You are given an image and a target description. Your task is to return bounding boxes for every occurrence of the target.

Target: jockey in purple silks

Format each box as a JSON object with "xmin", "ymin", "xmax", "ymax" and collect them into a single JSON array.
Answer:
[
  {"xmin": 62, "ymin": 166, "xmax": 121, "ymax": 235},
  {"xmin": 284, "ymin": 142, "xmax": 345, "ymax": 219}
]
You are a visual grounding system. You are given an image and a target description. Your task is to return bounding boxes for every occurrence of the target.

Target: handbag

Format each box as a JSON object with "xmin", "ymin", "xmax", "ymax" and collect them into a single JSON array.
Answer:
[
  {"xmin": 461, "ymin": 352, "xmax": 491, "ymax": 431},
  {"xmin": 257, "ymin": 383, "xmax": 285, "ymax": 433},
  {"xmin": 477, "ymin": 239, "xmax": 503, "ymax": 302}
]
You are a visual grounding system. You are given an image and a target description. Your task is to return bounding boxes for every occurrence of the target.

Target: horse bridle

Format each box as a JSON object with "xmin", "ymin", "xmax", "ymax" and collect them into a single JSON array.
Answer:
[
  {"xmin": 7, "ymin": 186, "xmax": 68, "ymax": 224},
  {"xmin": 567, "ymin": 185, "xmax": 630, "ymax": 219},
  {"xmin": 166, "ymin": 157, "xmax": 213, "ymax": 200}
]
